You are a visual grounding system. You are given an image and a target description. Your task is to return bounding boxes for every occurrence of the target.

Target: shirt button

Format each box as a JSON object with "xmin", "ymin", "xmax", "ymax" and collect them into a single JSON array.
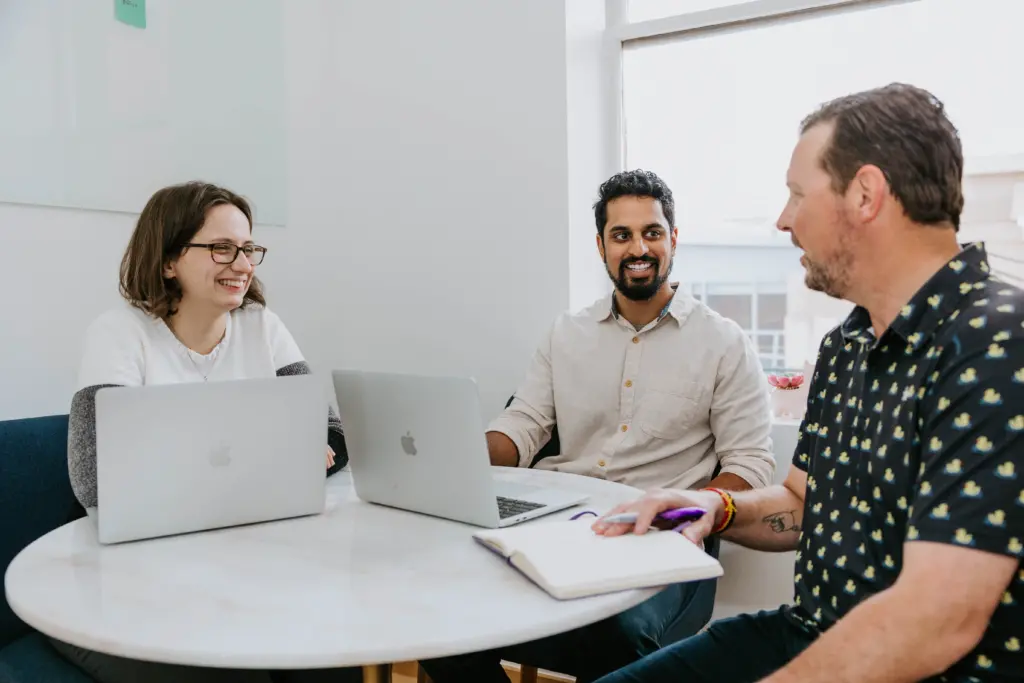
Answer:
[
  {"xmin": 621, "ymin": 424, "xmax": 629, "ymax": 432},
  {"xmin": 598, "ymin": 459, "xmax": 606, "ymax": 467},
  {"xmin": 624, "ymin": 379, "xmax": 633, "ymax": 388},
  {"xmin": 632, "ymin": 336, "xmax": 640, "ymax": 344}
]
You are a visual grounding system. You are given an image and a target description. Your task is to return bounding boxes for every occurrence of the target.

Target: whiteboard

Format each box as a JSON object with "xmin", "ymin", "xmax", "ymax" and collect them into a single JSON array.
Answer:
[{"xmin": 0, "ymin": 0, "xmax": 287, "ymax": 225}]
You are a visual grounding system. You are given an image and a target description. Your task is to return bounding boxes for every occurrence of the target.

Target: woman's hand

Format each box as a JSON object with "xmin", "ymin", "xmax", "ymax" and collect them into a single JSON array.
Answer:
[
  {"xmin": 592, "ymin": 487, "xmax": 725, "ymax": 546},
  {"xmin": 326, "ymin": 446, "xmax": 336, "ymax": 470}
]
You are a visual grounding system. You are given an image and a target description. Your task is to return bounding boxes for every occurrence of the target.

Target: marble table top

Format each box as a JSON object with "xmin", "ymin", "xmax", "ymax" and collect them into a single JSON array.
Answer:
[{"xmin": 5, "ymin": 467, "xmax": 657, "ymax": 669}]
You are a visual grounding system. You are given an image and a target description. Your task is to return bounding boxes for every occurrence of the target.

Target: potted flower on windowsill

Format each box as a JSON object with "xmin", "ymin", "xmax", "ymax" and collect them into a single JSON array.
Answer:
[{"xmin": 767, "ymin": 371, "xmax": 807, "ymax": 420}]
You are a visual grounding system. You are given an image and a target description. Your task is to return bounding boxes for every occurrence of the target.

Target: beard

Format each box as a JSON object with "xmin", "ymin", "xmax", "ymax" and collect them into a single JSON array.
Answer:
[
  {"xmin": 797, "ymin": 219, "xmax": 853, "ymax": 300},
  {"xmin": 803, "ymin": 255, "xmax": 850, "ymax": 299},
  {"xmin": 607, "ymin": 254, "xmax": 672, "ymax": 302}
]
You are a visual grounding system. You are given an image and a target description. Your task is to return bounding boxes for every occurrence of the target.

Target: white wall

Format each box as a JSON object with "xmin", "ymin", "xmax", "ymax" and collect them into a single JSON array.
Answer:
[
  {"xmin": 565, "ymin": 0, "xmax": 617, "ymax": 311},
  {"xmin": 0, "ymin": 205, "xmax": 135, "ymax": 419},
  {"xmin": 0, "ymin": 0, "xmax": 577, "ymax": 422}
]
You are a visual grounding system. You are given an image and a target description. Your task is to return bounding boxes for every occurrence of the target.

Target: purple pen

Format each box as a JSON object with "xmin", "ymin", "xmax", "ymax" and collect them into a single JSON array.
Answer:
[
  {"xmin": 600, "ymin": 506, "xmax": 706, "ymax": 525},
  {"xmin": 658, "ymin": 506, "xmax": 707, "ymax": 521}
]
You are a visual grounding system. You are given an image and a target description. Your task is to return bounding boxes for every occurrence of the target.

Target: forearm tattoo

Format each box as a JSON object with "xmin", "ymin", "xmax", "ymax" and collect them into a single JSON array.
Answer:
[{"xmin": 763, "ymin": 510, "xmax": 801, "ymax": 533}]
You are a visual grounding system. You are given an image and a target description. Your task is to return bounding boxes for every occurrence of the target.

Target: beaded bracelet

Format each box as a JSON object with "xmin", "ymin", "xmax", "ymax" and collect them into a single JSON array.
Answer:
[{"xmin": 702, "ymin": 487, "xmax": 737, "ymax": 534}]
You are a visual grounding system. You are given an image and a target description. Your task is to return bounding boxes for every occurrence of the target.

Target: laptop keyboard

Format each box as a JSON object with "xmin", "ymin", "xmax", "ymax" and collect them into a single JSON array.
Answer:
[{"xmin": 496, "ymin": 496, "xmax": 545, "ymax": 519}]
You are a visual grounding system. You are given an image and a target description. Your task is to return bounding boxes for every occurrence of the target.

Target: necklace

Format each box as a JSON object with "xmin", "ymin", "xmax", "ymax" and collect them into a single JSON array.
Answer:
[
  {"xmin": 163, "ymin": 314, "xmax": 229, "ymax": 383},
  {"xmin": 185, "ymin": 349, "xmax": 213, "ymax": 382}
]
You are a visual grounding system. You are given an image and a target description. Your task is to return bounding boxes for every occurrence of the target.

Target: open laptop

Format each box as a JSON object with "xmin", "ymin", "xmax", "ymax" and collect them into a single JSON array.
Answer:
[
  {"xmin": 94, "ymin": 374, "xmax": 327, "ymax": 544},
  {"xmin": 332, "ymin": 369, "xmax": 588, "ymax": 528}
]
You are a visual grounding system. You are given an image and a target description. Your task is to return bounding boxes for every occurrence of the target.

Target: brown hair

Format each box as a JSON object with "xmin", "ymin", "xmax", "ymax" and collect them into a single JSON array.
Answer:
[
  {"xmin": 119, "ymin": 181, "xmax": 266, "ymax": 318},
  {"xmin": 800, "ymin": 83, "xmax": 964, "ymax": 231}
]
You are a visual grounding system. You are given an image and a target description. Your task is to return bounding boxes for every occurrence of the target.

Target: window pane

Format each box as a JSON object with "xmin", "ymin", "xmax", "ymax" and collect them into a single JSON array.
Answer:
[
  {"xmin": 758, "ymin": 293, "xmax": 787, "ymax": 331},
  {"xmin": 628, "ymin": 0, "xmax": 753, "ymax": 23},
  {"xmin": 623, "ymin": 0, "xmax": 1024, "ymax": 367},
  {"xmin": 705, "ymin": 293, "xmax": 752, "ymax": 329},
  {"xmin": 756, "ymin": 332, "xmax": 781, "ymax": 355},
  {"xmin": 752, "ymin": 332, "xmax": 786, "ymax": 371}
]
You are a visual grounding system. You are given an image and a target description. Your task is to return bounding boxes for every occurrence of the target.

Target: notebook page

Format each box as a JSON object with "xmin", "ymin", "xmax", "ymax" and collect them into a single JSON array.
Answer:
[{"xmin": 478, "ymin": 519, "xmax": 719, "ymax": 594}]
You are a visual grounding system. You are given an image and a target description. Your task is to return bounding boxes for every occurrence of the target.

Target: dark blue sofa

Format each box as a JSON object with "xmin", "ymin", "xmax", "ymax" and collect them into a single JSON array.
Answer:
[{"xmin": 0, "ymin": 414, "xmax": 93, "ymax": 682}]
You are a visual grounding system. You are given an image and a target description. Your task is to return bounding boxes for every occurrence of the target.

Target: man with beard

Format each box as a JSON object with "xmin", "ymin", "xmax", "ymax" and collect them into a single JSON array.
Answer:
[
  {"xmin": 588, "ymin": 84, "xmax": 1024, "ymax": 683},
  {"xmin": 419, "ymin": 170, "xmax": 775, "ymax": 683}
]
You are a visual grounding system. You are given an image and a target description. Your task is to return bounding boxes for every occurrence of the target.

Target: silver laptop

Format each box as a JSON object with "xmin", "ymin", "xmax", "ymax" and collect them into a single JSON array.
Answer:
[
  {"xmin": 94, "ymin": 375, "xmax": 327, "ymax": 544},
  {"xmin": 332, "ymin": 369, "xmax": 588, "ymax": 528}
]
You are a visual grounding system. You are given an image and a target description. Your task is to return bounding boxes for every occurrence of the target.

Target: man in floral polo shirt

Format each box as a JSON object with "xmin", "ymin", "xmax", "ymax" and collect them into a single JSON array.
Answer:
[{"xmin": 592, "ymin": 83, "xmax": 1023, "ymax": 682}]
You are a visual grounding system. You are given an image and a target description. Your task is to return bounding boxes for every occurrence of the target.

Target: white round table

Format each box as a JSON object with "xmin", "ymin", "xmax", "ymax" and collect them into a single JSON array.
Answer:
[{"xmin": 5, "ymin": 468, "xmax": 658, "ymax": 680}]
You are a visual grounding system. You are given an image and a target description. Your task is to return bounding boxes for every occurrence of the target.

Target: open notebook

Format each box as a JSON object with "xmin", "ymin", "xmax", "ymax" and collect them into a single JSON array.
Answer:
[{"xmin": 473, "ymin": 518, "xmax": 723, "ymax": 600}]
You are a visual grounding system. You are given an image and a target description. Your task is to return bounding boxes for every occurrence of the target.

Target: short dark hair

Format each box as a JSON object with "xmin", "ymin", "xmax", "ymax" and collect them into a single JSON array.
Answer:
[
  {"xmin": 801, "ymin": 83, "xmax": 963, "ymax": 230},
  {"xmin": 593, "ymin": 170, "xmax": 675, "ymax": 237},
  {"xmin": 119, "ymin": 181, "xmax": 266, "ymax": 319}
]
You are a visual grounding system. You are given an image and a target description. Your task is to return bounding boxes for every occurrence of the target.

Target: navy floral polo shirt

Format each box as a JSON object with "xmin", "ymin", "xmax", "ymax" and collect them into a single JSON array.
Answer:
[{"xmin": 788, "ymin": 242, "xmax": 1023, "ymax": 681}]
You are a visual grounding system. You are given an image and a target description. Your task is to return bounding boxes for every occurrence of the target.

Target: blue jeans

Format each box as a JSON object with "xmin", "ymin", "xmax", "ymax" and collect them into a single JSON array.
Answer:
[
  {"xmin": 420, "ymin": 572, "xmax": 717, "ymax": 683},
  {"xmin": 592, "ymin": 608, "xmax": 816, "ymax": 683}
]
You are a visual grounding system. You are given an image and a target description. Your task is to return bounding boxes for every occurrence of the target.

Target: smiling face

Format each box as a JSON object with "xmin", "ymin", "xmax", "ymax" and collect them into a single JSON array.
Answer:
[
  {"xmin": 598, "ymin": 196, "xmax": 677, "ymax": 301},
  {"xmin": 776, "ymin": 123, "xmax": 855, "ymax": 299},
  {"xmin": 163, "ymin": 204, "xmax": 256, "ymax": 314}
]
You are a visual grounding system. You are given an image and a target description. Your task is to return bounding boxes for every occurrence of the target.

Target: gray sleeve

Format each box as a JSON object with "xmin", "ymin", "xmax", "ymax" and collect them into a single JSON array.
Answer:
[
  {"xmin": 68, "ymin": 384, "xmax": 119, "ymax": 509},
  {"xmin": 276, "ymin": 361, "xmax": 348, "ymax": 475}
]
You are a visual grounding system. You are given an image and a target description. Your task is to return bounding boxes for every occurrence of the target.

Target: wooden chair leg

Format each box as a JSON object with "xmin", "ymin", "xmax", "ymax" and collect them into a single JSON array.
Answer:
[
  {"xmin": 417, "ymin": 663, "xmax": 432, "ymax": 683},
  {"xmin": 520, "ymin": 664, "xmax": 539, "ymax": 683},
  {"xmin": 362, "ymin": 663, "xmax": 392, "ymax": 683}
]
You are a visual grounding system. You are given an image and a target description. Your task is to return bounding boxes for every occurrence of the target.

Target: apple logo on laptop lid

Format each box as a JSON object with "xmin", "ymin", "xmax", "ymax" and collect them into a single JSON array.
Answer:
[
  {"xmin": 208, "ymin": 442, "xmax": 233, "ymax": 467},
  {"xmin": 400, "ymin": 431, "xmax": 417, "ymax": 456}
]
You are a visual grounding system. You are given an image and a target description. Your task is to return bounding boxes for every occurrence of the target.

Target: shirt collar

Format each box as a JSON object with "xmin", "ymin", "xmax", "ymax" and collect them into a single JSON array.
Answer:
[
  {"xmin": 840, "ymin": 242, "xmax": 992, "ymax": 348},
  {"xmin": 594, "ymin": 284, "xmax": 696, "ymax": 326}
]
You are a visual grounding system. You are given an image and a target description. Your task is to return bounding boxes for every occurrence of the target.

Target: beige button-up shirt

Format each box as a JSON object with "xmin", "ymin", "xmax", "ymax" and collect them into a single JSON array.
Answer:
[{"xmin": 489, "ymin": 291, "xmax": 775, "ymax": 491}]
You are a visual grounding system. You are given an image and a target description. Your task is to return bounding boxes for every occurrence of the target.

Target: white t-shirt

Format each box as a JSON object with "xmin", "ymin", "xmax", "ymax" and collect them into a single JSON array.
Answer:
[
  {"xmin": 69, "ymin": 301, "xmax": 331, "ymax": 510},
  {"xmin": 77, "ymin": 302, "xmax": 305, "ymax": 390}
]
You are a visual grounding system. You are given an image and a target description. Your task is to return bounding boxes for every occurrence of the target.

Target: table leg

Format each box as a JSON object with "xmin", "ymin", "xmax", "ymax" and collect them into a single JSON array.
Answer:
[{"xmin": 361, "ymin": 663, "xmax": 392, "ymax": 683}]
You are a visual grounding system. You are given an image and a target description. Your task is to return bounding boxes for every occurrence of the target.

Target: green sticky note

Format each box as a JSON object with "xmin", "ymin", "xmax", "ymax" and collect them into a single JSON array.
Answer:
[{"xmin": 114, "ymin": 0, "xmax": 146, "ymax": 29}]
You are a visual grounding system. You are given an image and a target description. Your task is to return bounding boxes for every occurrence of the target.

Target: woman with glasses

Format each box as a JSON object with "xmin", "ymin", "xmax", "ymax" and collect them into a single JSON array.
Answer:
[{"xmin": 56, "ymin": 181, "xmax": 358, "ymax": 683}]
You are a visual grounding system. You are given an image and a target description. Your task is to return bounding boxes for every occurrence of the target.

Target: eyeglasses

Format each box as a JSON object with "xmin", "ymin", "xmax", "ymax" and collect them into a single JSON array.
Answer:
[{"xmin": 185, "ymin": 243, "xmax": 267, "ymax": 266}]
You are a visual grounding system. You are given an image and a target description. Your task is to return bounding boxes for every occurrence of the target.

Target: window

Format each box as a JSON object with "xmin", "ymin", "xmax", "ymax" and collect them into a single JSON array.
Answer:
[
  {"xmin": 681, "ymin": 282, "xmax": 788, "ymax": 370},
  {"xmin": 621, "ymin": 0, "xmax": 1024, "ymax": 370},
  {"xmin": 706, "ymin": 293, "xmax": 752, "ymax": 329}
]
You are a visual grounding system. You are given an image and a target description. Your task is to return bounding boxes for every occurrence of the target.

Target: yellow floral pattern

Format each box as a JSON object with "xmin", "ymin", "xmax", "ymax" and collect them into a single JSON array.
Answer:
[{"xmin": 789, "ymin": 244, "xmax": 1023, "ymax": 678}]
